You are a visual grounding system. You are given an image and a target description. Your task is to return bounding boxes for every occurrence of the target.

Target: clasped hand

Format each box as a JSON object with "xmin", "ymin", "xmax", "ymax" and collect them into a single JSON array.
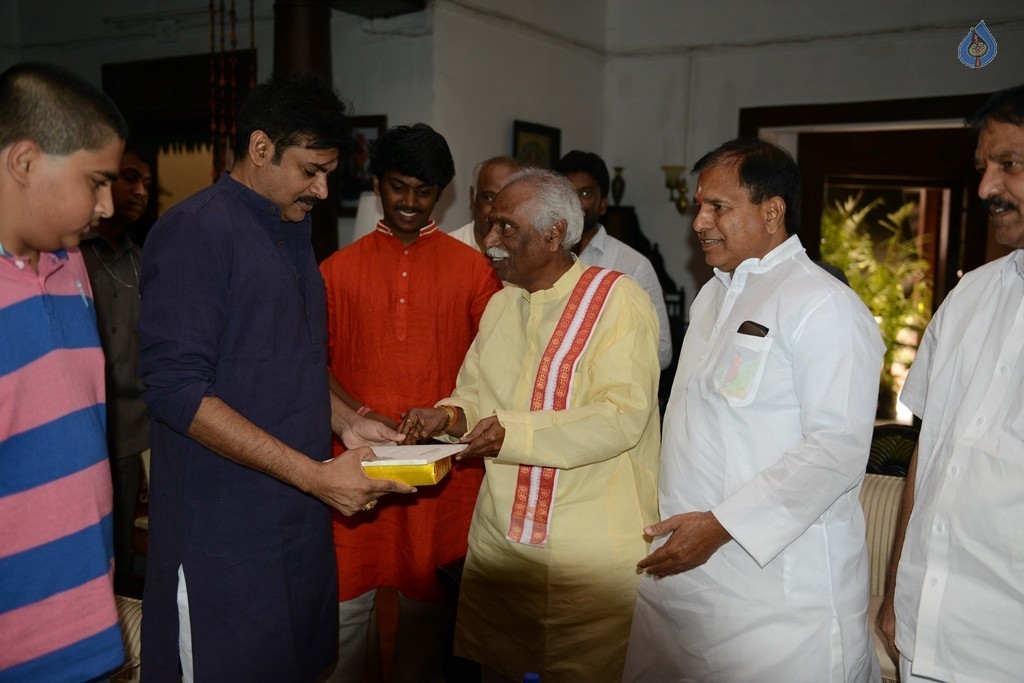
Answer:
[
  {"xmin": 398, "ymin": 409, "xmax": 505, "ymax": 459},
  {"xmin": 313, "ymin": 447, "xmax": 415, "ymax": 516},
  {"xmin": 315, "ymin": 412, "xmax": 414, "ymax": 515}
]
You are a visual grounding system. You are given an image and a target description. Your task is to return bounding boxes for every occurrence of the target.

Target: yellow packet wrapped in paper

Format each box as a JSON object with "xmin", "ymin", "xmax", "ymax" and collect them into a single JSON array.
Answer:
[{"xmin": 361, "ymin": 444, "xmax": 467, "ymax": 486}]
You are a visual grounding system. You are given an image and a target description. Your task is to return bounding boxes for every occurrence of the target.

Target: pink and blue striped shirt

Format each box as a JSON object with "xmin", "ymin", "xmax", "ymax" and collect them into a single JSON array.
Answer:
[{"xmin": 0, "ymin": 247, "xmax": 123, "ymax": 681}]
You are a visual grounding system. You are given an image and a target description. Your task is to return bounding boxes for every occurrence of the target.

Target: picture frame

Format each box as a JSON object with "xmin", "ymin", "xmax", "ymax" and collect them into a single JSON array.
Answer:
[
  {"xmin": 337, "ymin": 115, "xmax": 387, "ymax": 216},
  {"xmin": 512, "ymin": 120, "xmax": 561, "ymax": 169}
]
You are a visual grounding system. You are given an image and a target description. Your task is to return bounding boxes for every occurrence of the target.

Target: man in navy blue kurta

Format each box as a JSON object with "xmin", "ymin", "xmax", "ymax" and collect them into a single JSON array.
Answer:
[{"xmin": 138, "ymin": 74, "xmax": 413, "ymax": 682}]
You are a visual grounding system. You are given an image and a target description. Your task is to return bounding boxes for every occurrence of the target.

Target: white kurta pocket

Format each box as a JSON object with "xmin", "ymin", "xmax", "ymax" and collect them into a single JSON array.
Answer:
[{"xmin": 710, "ymin": 333, "xmax": 773, "ymax": 407}]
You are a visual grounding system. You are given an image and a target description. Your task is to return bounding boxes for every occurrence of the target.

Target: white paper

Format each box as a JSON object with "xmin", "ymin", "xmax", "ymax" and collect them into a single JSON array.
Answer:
[{"xmin": 363, "ymin": 443, "xmax": 467, "ymax": 467}]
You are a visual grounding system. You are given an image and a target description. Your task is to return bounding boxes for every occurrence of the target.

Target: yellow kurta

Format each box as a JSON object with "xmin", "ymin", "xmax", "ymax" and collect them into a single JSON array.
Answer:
[{"xmin": 446, "ymin": 261, "xmax": 661, "ymax": 683}]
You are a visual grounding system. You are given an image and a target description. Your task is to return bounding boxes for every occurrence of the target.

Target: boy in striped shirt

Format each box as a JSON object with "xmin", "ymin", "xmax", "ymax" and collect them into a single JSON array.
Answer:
[{"xmin": 0, "ymin": 62, "xmax": 128, "ymax": 682}]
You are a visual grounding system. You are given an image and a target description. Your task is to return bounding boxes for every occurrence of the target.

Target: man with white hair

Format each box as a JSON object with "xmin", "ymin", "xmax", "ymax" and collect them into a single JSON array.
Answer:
[{"xmin": 400, "ymin": 167, "xmax": 661, "ymax": 682}]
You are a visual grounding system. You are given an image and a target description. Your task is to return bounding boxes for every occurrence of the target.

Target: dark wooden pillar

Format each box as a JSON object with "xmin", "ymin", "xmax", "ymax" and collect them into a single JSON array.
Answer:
[{"xmin": 274, "ymin": 0, "xmax": 338, "ymax": 263}]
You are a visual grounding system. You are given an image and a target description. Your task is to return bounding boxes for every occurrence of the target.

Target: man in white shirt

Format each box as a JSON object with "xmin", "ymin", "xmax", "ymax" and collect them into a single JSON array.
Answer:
[
  {"xmin": 449, "ymin": 156, "xmax": 519, "ymax": 252},
  {"xmin": 554, "ymin": 150, "xmax": 672, "ymax": 369},
  {"xmin": 623, "ymin": 138, "xmax": 883, "ymax": 682},
  {"xmin": 878, "ymin": 84, "xmax": 1024, "ymax": 683}
]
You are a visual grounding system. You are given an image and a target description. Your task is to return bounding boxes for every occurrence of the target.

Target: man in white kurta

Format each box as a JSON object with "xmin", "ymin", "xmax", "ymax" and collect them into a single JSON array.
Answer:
[
  {"xmin": 624, "ymin": 139, "xmax": 883, "ymax": 682},
  {"xmin": 555, "ymin": 150, "xmax": 673, "ymax": 369},
  {"xmin": 401, "ymin": 168, "xmax": 661, "ymax": 683},
  {"xmin": 879, "ymin": 85, "xmax": 1024, "ymax": 683}
]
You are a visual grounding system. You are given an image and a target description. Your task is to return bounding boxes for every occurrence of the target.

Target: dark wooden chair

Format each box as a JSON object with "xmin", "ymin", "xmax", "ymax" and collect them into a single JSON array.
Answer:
[{"xmin": 867, "ymin": 423, "xmax": 919, "ymax": 477}]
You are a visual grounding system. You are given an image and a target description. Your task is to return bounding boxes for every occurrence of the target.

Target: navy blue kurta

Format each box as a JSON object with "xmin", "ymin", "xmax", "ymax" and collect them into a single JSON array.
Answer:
[{"xmin": 138, "ymin": 173, "xmax": 337, "ymax": 681}]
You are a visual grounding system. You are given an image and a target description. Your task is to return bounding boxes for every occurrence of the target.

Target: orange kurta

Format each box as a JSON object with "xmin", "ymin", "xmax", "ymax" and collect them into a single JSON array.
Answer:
[{"xmin": 320, "ymin": 221, "xmax": 502, "ymax": 601}]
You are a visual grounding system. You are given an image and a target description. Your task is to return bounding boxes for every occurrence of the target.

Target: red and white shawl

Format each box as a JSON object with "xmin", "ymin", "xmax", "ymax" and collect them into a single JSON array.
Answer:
[{"xmin": 506, "ymin": 266, "xmax": 625, "ymax": 546}]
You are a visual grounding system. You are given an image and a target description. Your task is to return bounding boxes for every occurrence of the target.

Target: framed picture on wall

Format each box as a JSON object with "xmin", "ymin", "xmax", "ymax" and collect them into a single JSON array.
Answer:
[
  {"xmin": 337, "ymin": 115, "xmax": 387, "ymax": 216},
  {"xmin": 512, "ymin": 120, "xmax": 561, "ymax": 168}
]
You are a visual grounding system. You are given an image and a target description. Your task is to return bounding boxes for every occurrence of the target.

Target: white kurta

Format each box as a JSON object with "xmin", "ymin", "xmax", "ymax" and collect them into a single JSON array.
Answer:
[
  {"xmin": 895, "ymin": 250, "xmax": 1024, "ymax": 683},
  {"xmin": 447, "ymin": 221, "xmax": 482, "ymax": 252},
  {"xmin": 624, "ymin": 236, "xmax": 883, "ymax": 682},
  {"xmin": 579, "ymin": 225, "xmax": 673, "ymax": 369}
]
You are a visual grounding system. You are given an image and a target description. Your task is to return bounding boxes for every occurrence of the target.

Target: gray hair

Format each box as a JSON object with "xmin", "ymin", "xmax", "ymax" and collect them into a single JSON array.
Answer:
[{"xmin": 500, "ymin": 167, "xmax": 583, "ymax": 249}]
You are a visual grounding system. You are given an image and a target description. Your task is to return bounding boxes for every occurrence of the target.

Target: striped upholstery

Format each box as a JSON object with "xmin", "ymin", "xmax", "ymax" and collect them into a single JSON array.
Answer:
[
  {"xmin": 110, "ymin": 596, "xmax": 143, "ymax": 682},
  {"xmin": 861, "ymin": 474, "xmax": 906, "ymax": 597},
  {"xmin": 860, "ymin": 473, "xmax": 906, "ymax": 683}
]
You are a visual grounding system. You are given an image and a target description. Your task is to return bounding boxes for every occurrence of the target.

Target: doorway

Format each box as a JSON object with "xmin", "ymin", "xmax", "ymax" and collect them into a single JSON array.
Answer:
[{"xmin": 740, "ymin": 93, "xmax": 1004, "ymax": 310}]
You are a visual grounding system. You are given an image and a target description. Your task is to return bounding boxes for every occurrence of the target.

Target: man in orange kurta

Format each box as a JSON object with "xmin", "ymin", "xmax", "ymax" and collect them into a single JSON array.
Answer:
[{"xmin": 320, "ymin": 124, "xmax": 502, "ymax": 682}]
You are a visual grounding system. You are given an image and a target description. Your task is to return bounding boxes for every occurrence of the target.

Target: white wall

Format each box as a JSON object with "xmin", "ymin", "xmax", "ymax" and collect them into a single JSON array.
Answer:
[
  {"xmin": 432, "ymin": 1, "xmax": 606, "ymax": 230},
  {"xmin": 331, "ymin": 9, "xmax": 437, "ymax": 243},
  {"xmin": 330, "ymin": 0, "xmax": 607, "ymax": 241},
  {"xmin": 332, "ymin": 9, "xmax": 434, "ymax": 124}
]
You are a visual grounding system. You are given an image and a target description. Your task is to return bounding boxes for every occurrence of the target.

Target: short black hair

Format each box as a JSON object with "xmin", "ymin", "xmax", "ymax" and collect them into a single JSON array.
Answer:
[
  {"xmin": 554, "ymin": 150, "xmax": 610, "ymax": 198},
  {"xmin": 0, "ymin": 62, "xmax": 128, "ymax": 154},
  {"xmin": 123, "ymin": 139, "xmax": 157, "ymax": 171},
  {"xmin": 233, "ymin": 72, "xmax": 353, "ymax": 162},
  {"xmin": 370, "ymin": 123, "xmax": 455, "ymax": 192},
  {"xmin": 967, "ymin": 83, "xmax": 1024, "ymax": 131},
  {"xmin": 693, "ymin": 137, "xmax": 802, "ymax": 235}
]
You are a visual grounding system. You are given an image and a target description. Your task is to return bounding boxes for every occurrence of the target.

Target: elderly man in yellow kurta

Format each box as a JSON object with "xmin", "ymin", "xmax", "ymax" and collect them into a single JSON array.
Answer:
[{"xmin": 400, "ymin": 167, "xmax": 661, "ymax": 683}]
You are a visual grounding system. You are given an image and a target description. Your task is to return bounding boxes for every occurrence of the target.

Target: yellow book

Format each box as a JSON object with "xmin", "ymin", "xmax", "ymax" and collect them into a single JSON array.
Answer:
[{"xmin": 361, "ymin": 444, "xmax": 467, "ymax": 486}]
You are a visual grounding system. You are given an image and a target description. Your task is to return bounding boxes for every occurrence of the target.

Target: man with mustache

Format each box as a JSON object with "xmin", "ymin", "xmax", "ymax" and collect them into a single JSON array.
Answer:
[
  {"xmin": 623, "ymin": 138, "xmax": 882, "ymax": 682},
  {"xmin": 81, "ymin": 139, "xmax": 155, "ymax": 593},
  {"xmin": 137, "ymin": 74, "xmax": 414, "ymax": 682},
  {"xmin": 320, "ymin": 123, "xmax": 501, "ymax": 682},
  {"xmin": 400, "ymin": 168, "xmax": 661, "ymax": 682},
  {"xmin": 878, "ymin": 84, "xmax": 1024, "ymax": 683}
]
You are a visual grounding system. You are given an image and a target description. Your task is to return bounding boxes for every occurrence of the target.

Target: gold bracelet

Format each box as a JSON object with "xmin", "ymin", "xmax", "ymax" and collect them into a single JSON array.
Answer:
[{"xmin": 438, "ymin": 405, "xmax": 458, "ymax": 435}]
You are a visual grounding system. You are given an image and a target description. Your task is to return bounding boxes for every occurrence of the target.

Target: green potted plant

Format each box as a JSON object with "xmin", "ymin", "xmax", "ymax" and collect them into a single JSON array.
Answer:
[{"xmin": 820, "ymin": 195, "xmax": 933, "ymax": 419}]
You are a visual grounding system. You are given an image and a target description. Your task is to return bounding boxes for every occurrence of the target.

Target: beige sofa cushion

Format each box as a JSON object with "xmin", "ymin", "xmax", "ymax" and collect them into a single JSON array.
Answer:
[
  {"xmin": 860, "ymin": 473, "xmax": 906, "ymax": 597},
  {"xmin": 110, "ymin": 595, "xmax": 142, "ymax": 682},
  {"xmin": 861, "ymin": 473, "xmax": 905, "ymax": 683}
]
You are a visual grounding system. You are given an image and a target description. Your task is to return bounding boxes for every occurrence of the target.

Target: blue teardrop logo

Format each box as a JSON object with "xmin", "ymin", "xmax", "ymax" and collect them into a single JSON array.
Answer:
[{"xmin": 958, "ymin": 20, "xmax": 997, "ymax": 68}]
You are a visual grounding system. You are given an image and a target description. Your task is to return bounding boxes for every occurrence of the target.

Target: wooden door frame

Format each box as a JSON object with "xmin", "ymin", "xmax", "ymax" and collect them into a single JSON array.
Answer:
[{"xmin": 739, "ymin": 94, "xmax": 991, "ymax": 308}]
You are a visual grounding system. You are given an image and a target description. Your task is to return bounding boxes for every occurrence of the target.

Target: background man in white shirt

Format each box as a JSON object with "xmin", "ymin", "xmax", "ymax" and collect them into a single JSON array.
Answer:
[
  {"xmin": 554, "ymin": 150, "xmax": 672, "ymax": 369},
  {"xmin": 449, "ymin": 155, "xmax": 519, "ymax": 253},
  {"xmin": 879, "ymin": 83, "xmax": 1024, "ymax": 683}
]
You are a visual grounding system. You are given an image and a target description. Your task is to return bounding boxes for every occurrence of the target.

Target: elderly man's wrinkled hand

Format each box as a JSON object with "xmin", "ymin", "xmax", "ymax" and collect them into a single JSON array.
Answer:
[
  {"xmin": 636, "ymin": 511, "xmax": 732, "ymax": 578},
  {"xmin": 313, "ymin": 447, "xmax": 415, "ymax": 516},
  {"xmin": 456, "ymin": 415, "xmax": 505, "ymax": 459}
]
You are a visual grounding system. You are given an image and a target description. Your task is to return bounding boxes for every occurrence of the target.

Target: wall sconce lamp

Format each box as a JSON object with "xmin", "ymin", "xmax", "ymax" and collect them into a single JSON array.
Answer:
[{"xmin": 661, "ymin": 165, "xmax": 690, "ymax": 214}]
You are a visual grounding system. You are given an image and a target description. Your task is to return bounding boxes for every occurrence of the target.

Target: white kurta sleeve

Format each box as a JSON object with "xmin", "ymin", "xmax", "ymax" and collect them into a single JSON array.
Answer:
[{"xmin": 712, "ymin": 291, "xmax": 883, "ymax": 567}]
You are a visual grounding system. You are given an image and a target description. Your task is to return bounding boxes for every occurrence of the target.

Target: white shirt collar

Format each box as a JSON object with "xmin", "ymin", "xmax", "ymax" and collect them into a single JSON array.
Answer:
[
  {"xmin": 713, "ymin": 234, "xmax": 804, "ymax": 287},
  {"xmin": 581, "ymin": 224, "xmax": 609, "ymax": 256},
  {"xmin": 1000, "ymin": 249, "xmax": 1024, "ymax": 287}
]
